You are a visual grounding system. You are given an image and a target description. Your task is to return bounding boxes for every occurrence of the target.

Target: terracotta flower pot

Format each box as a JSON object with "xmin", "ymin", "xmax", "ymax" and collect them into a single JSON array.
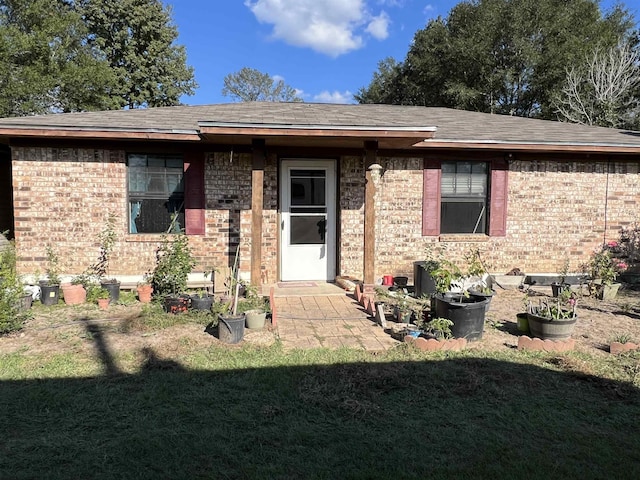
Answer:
[
  {"xmin": 136, "ymin": 284, "xmax": 153, "ymax": 303},
  {"xmin": 98, "ymin": 298, "xmax": 109, "ymax": 310},
  {"xmin": 61, "ymin": 283, "xmax": 86, "ymax": 305}
]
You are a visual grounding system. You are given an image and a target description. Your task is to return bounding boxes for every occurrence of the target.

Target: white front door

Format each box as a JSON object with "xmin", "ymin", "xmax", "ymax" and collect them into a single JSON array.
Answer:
[{"xmin": 280, "ymin": 159, "xmax": 336, "ymax": 281}]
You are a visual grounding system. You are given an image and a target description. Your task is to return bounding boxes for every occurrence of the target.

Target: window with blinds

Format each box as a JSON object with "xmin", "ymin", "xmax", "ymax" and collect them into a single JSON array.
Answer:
[
  {"xmin": 128, "ymin": 153, "xmax": 185, "ymax": 234},
  {"xmin": 440, "ymin": 161, "xmax": 488, "ymax": 234}
]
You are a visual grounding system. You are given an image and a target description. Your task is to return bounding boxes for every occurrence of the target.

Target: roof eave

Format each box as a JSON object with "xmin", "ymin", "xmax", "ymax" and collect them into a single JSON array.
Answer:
[{"xmin": 416, "ymin": 139, "xmax": 640, "ymax": 154}]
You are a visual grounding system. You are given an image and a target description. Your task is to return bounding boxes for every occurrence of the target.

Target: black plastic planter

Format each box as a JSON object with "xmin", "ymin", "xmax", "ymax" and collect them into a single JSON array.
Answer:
[
  {"xmin": 218, "ymin": 314, "xmax": 246, "ymax": 344},
  {"xmin": 413, "ymin": 261, "xmax": 437, "ymax": 298},
  {"xmin": 434, "ymin": 293, "xmax": 489, "ymax": 341},
  {"xmin": 100, "ymin": 280, "xmax": 121, "ymax": 304},
  {"xmin": 40, "ymin": 284, "xmax": 60, "ymax": 306},
  {"xmin": 164, "ymin": 295, "xmax": 190, "ymax": 314},
  {"xmin": 190, "ymin": 294, "xmax": 213, "ymax": 311}
]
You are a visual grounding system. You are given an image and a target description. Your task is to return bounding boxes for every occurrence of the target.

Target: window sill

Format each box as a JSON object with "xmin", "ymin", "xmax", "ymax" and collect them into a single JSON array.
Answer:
[
  {"xmin": 126, "ymin": 234, "xmax": 170, "ymax": 243},
  {"xmin": 439, "ymin": 234, "xmax": 490, "ymax": 243}
]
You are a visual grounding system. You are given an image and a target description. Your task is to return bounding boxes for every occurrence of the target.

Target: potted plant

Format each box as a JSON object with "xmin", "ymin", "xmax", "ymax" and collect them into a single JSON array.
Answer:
[
  {"xmin": 413, "ymin": 245, "xmax": 445, "ymax": 298},
  {"xmin": 90, "ymin": 213, "xmax": 120, "ymax": 303},
  {"xmin": 464, "ymin": 249, "xmax": 496, "ymax": 310},
  {"xmin": 217, "ymin": 246, "xmax": 246, "ymax": 342},
  {"xmin": 96, "ymin": 287, "xmax": 110, "ymax": 310},
  {"xmin": 551, "ymin": 258, "xmax": 571, "ymax": 298},
  {"xmin": 413, "ymin": 315, "xmax": 454, "ymax": 340},
  {"xmin": 150, "ymin": 224, "xmax": 195, "ymax": 314},
  {"xmin": 136, "ymin": 275, "xmax": 153, "ymax": 304},
  {"xmin": 526, "ymin": 295, "xmax": 578, "ymax": 340},
  {"xmin": 433, "ymin": 292, "xmax": 489, "ymax": 341},
  {"xmin": 237, "ymin": 285, "xmax": 269, "ymax": 330},
  {"xmin": 62, "ymin": 279, "xmax": 87, "ymax": 306},
  {"xmin": 40, "ymin": 245, "xmax": 61, "ymax": 306},
  {"xmin": 190, "ymin": 289, "xmax": 214, "ymax": 311},
  {"xmin": 586, "ymin": 244, "xmax": 626, "ymax": 300}
]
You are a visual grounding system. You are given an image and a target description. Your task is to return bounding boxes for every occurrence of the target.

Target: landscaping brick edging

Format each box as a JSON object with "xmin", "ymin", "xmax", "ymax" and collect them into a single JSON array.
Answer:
[
  {"xmin": 517, "ymin": 336, "xmax": 575, "ymax": 352},
  {"xmin": 405, "ymin": 336, "xmax": 467, "ymax": 351},
  {"xmin": 610, "ymin": 341, "xmax": 640, "ymax": 354}
]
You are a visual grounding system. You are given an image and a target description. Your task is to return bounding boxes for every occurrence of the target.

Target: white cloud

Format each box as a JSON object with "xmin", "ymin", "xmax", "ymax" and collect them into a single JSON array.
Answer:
[
  {"xmin": 313, "ymin": 90, "xmax": 354, "ymax": 104},
  {"xmin": 423, "ymin": 4, "xmax": 435, "ymax": 14},
  {"xmin": 366, "ymin": 12, "xmax": 389, "ymax": 40},
  {"xmin": 245, "ymin": 0, "xmax": 391, "ymax": 57}
]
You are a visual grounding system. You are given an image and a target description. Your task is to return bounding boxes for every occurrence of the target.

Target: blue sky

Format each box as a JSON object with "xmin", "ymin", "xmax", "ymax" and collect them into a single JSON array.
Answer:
[{"xmin": 167, "ymin": 0, "xmax": 636, "ymax": 106}]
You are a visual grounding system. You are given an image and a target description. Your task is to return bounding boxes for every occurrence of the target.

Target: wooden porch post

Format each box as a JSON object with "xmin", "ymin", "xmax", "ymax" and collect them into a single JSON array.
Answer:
[
  {"xmin": 363, "ymin": 140, "xmax": 378, "ymax": 286},
  {"xmin": 251, "ymin": 139, "xmax": 265, "ymax": 286}
]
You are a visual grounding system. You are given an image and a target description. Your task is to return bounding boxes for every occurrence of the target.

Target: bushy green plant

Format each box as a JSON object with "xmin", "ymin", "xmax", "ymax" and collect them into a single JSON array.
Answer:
[
  {"xmin": 90, "ymin": 212, "xmax": 117, "ymax": 280},
  {"xmin": 151, "ymin": 230, "xmax": 195, "ymax": 297},
  {"xmin": 44, "ymin": 244, "xmax": 60, "ymax": 285},
  {"xmin": 236, "ymin": 288, "xmax": 270, "ymax": 314},
  {"xmin": 0, "ymin": 241, "xmax": 30, "ymax": 334},
  {"xmin": 414, "ymin": 315, "xmax": 454, "ymax": 339}
]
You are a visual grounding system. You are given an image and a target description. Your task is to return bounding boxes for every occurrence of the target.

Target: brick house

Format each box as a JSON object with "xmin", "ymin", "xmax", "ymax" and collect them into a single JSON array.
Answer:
[{"xmin": 1, "ymin": 102, "xmax": 639, "ymax": 288}]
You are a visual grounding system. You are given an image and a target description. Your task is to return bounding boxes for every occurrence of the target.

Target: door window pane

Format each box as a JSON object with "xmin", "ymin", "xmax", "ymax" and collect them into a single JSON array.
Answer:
[
  {"xmin": 291, "ymin": 177, "xmax": 326, "ymax": 206},
  {"xmin": 290, "ymin": 216, "xmax": 326, "ymax": 244}
]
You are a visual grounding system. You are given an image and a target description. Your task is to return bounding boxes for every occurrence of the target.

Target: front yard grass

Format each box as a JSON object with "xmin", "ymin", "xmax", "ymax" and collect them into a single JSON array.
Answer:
[{"xmin": 1, "ymin": 329, "xmax": 640, "ymax": 479}]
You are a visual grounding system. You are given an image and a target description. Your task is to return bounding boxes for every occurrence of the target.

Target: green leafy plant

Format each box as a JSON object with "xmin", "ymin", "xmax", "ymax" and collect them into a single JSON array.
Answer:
[
  {"xmin": 587, "ymin": 246, "xmax": 625, "ymax": 286},
  {"xmin": 150, "ymin": 229, "xmax": 195, "ymax": 297},
  {"xmin": 415, "ymin": 316, "xmax": 454, "ymax": 339},
  {"xmin": 528, "ymin": 297, "xmax": 577, "ymax": 320},
  {"xmin": 96, "ymin": 288, "xmax": 110, "ymax": 300},
  {"xmin": 90, "ymin": 212, "xmax": 117, "ymax": 280},
  {"xmin": 44, "ymin": 244, "xmax": 61, "ymax": 286},
  {"xmin": 558, "ymin": 258, "xmax": 570, "ymax": 285},
  {"xmin": 0, "ymin": 240, "xmax": 31, "ymax": 334},
  {"xmin": 465, "ymin": 248, "xmax": 486, "ymax": 278}
]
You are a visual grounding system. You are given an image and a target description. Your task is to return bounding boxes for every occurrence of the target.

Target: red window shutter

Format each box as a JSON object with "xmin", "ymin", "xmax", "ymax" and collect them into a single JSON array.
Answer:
[
  {"xmin": 184, "ymin": 152, "xmax": 205, "ymax": 235},
  {"xmin": 422, "ymin": 158, "xmax": 441, "ymax": 236},
  {"xmin": 489, "ymin": 158, "xmax": 509, "ymax": 237}
]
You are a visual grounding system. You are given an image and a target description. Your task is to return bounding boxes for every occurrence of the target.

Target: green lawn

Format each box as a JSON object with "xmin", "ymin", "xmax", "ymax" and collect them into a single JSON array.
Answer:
[{"xmin": 1, "ymin": 339, "xmax": 640, "ymax": 479}]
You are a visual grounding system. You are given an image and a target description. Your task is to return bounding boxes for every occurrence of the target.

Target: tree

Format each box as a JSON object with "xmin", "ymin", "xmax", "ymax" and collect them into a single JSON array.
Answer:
[
  {"xmin": 0, "ymin": 0, "xmax": 117, "ymax": 117},
  {"xmin": 222, "ymin": 67, "xmax": 303, "ymax": 102},
  {"xmin": 80, "ymin": 0, "xmax": 197, "ymax": 109},
  {"xmin": 357, "ymin": 0, "xmax": 635, "ymax": 120},
  {"xmin": 554, "ymin": 41, "xmax": 640, "ymax": 128},
  {"xmin": 0, "ymin": 0, "xmax": 196, "ymax": 117}
]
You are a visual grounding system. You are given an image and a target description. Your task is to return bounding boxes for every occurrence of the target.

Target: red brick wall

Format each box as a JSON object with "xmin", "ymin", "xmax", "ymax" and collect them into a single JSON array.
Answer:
[
  {"xmin": 10, "ymin": 146, "xmax": 640, "ymax": 283},
  {"xmin": 11, "ymin": 147, "xmax": 280, "ymax": 284},
  {"xmin": 360, "ymin": 155, "xmax": 640, "ymax": 281}
]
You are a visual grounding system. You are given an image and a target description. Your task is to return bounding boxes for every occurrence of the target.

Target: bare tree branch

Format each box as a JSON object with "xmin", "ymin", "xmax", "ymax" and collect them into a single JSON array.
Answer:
[{"xmin": 554, "ymin": 41, "xmax": 640, "ymax": 128}]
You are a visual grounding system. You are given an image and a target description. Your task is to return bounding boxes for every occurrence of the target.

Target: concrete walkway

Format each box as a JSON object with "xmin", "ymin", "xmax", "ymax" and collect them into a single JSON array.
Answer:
[{"xmin": 267, "ymin": 283, "xmax": 400, "ymax": 351}]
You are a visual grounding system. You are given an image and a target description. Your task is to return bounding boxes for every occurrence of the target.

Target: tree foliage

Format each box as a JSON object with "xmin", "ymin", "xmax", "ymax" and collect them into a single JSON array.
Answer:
[
  {"xmin": 0, "ymin": 0, "xmax": 116, "ymax": 116},
  {"xmin": 80, "ymin": 0, "xmax": 197, "ymax": 109},
  {"xmin": 222, "ymin": 67, "xmax": 303, "ymax": 102},
  {"xmin": 0, "ymin": 0, "xmax": 196, "ymax": 117},
  {"xmin": 356, "ymin": 0, "xmax": 635, "ymax": 120}
]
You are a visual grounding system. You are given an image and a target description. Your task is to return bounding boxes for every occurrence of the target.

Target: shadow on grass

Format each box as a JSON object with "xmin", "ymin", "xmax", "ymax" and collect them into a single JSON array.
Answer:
[{"xmin": 1, "ymin": 324, "xmax": 640, "ymax": 479}]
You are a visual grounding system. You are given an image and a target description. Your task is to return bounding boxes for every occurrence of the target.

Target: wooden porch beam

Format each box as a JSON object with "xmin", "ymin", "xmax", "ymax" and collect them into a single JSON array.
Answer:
[
  {"xmin": 251, "ymin": 139, "xmax": 265, "ymax": 286},
  {"xmin": 363, "ymin": 140, "xmax": 378, "ymax": 285}
]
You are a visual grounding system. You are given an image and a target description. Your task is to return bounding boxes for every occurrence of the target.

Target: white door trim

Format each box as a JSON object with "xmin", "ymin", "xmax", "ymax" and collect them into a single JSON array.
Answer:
[{"xmin": 280, "ymin": 159, "xmax": 336, "ymax": 281}]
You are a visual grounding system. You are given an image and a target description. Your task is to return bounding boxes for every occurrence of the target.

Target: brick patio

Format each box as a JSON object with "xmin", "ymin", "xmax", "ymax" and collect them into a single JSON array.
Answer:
[{"xmin": 268, "ymin": 283, "xmax": 400, "ymax": 351}]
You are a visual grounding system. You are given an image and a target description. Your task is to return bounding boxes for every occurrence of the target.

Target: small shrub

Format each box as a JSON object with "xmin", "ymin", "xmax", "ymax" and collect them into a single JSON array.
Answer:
[
  {"xmin": 150, "ymin": 229, "xmax": 195, "ymax": 297},
  {"xmin": 0, "ymin": 241, "xmax": 30, "ymax": 334}
]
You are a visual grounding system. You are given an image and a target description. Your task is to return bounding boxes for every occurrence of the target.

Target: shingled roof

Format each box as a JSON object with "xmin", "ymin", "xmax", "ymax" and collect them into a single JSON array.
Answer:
[{"xmin": 0, "ymin": 102, "xmax": 639, "ymax": 153}]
